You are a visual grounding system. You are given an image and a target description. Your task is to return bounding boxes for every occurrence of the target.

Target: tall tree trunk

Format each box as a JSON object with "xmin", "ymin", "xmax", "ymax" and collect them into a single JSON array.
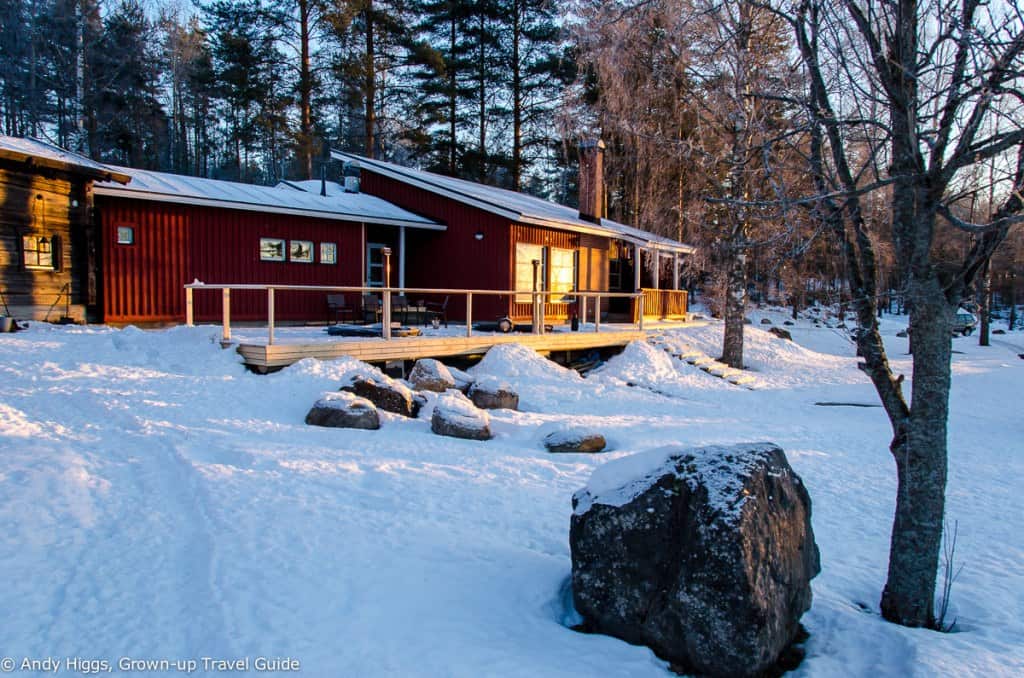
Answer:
[
  {"xmin": 299, "ymin": 0, "xmax": 313, "ymax": 179},
  {"xmin": 477, "ymin": 13, "xmax": 486, "ymax": 182},
  {"xmin": 722, "ymin": 252, "xmax": 746, "ymax": 368},
  {"xmin": 978, "ymin": 260, "xmax": 991, "ymax": 346},
  {"xmin": 880, "ymin": 279, "xmax": 951, "ymax": 628},
  {"xmin": 364, "ymin": 1, "xmax": 376, "ymax": 158},
  {"xmin": 511, "ymin": 0, "xmax": 522, "ymax": 190},
  {"xmin": 448, "ymin": 14, "xmax": 456, "ymax": 174}
]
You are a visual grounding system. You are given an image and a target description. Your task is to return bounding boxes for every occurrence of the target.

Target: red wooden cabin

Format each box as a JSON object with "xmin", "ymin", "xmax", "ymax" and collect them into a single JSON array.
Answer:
[
  {"xmin": 93, "ymin": 170, "xmax": 443, "ymax": 323},
  {"xmin": 333, "ymin": 143, "xmax": 694, "ymax": 324}
]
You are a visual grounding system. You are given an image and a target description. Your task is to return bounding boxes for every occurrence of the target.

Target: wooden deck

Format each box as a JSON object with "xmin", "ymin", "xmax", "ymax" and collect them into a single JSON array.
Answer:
[{"xmin": 237, "ymin": 329, "xmax": 650, "ymax": 371}]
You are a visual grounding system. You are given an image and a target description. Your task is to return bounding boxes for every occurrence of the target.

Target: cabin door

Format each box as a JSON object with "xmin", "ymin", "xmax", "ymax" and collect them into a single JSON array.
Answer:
[{"xmin": 366, "ymin": 242, "xmax": 387, "ymax": 287}]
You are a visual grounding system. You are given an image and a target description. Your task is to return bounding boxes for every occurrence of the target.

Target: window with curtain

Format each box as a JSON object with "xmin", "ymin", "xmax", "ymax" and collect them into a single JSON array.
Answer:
[{"xmin": 515, "ymin": 243, "xmax": 545, "ymax": 303}]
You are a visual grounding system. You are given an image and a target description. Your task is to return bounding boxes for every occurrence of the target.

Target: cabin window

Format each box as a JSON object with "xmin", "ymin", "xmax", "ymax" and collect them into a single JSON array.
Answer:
[
  {"xmin": 22, "ymin": 235, "xmax": 54, "ymax": 270},
  {"xmin": 116, "ymin": 226, "xmax": 135, "ymax": 245},
  {"xmin": 549, "ymin": 247, "xmax": 577, "ymax": 300},
  {"xmin": 260, "ymin": 238, "xmax": 286, "ymax": 261},
  {"xmin": 515, "ymin": 243, "xmax": 546, "ymax": 303},
  {"xmin": 320, "ymin": 242, "xmax": 337, "ymax": 265},
  {"xmin": 290, "ymin": 240, "xmax": 314, "ymax": 263}
]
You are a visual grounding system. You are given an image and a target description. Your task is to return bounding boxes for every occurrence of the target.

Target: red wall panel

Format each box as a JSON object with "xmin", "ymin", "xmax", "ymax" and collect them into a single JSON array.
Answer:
[
  {"xmin": 100, "ymin": 199, "xmax": 189, "ymax": 322},
  {"xmin": 360, "ymin": 172, "xmax": 511, "ymax": 320},
  {"xmin": 99, "ymin": 197, "xmax": 365, "ymax": 323}
]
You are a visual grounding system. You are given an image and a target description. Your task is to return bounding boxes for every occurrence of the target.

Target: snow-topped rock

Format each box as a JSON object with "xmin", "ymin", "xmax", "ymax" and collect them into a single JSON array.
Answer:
[
  {"xmin": 570, "ymin": 442, "xmax": 819, "ymax": 677},
  {"xmin": 341, "ymin": 373, "xmax": 419, "ymax": 418},
  {"xmin": 543, "ymin": 429, "xmax": 606, "ymax": 454},
  {"xmin": 408, "ymin": 358, "xmax": 456, "ymax": 392},
  {"xmin": 468, "ymin": 375, "xmax": 519, "ymax": 410},
  {"xmin": 304, "ymin": 391, "xmax": 380, "ymax": 430},
  {"xmin": 430, "ymin": 391, "xmax": 492, "ymax": 441}
]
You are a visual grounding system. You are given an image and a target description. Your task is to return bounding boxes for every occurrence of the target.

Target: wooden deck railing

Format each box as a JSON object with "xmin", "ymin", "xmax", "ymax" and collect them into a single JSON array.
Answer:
[
  {"xmin": 635, "ymin": 288, "xmax": 689, "ymax": 321},
  {"xmin": 184, "ymin": 283, "xmax": 645, "ymax": 346}
]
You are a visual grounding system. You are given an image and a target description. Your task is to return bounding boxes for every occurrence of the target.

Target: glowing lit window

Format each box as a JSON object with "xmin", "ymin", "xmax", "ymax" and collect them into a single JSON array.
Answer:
[{"xmin": 22, "ymin": 235, "xmax": 54, "ymax": 269}]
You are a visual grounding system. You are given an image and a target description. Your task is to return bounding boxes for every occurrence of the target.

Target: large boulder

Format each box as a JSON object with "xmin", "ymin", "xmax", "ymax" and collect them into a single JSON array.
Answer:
[
  {"xmin": 570, "ymin": 443, "xmax": 819, "ymax": 677},
  {"xmin": 305, "ymin": 391, "xmax": 380, "ymax": 430},
  {"xmin": 409, "ymin": 358, "xmax": 457, "ymax": 392},
  {"xmin": 431, "ymin": 391, "xmax": 492, "ymax": 441},
  {"xmin": 768, "ymin": 326, "xmax": 793, "ymax": 341},
  {"xmin": 544, "ymin": 429, "xmax": 607, "ymax": 453},
  {"xmin": 342, "ymin": 375, "xmax": 419, "ymax": 418},
  {"xmin": 468, "ymin": 376, "xmax": 519, "ymax": 410}
]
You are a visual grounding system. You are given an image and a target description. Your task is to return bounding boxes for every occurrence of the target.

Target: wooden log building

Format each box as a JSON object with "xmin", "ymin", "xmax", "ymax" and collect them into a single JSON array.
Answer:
[{"xmin": 0, "ymin": 137, "xmax": 129, "ymax": 322}]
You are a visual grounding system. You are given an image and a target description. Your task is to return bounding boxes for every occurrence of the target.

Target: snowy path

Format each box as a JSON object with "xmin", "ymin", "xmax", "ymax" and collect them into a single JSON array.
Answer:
[{"xmin": 1, "ymin": 319, "xmax": 1022, "ymax": 676}]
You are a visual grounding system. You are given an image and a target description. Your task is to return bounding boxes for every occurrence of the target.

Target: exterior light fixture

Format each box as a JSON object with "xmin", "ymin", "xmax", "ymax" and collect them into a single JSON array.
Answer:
[{"xmin": 474, "ymin": 231, "xmax": 484, "ymax": 241}]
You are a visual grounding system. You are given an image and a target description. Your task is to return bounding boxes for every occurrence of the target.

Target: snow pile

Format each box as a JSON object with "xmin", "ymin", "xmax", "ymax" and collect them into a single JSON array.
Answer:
[
  {"xmin": 590, "ymin": 340, "xmax": 731, "ymax": 395},
  {"xmin": 674, "ymin": 323, "xmax": 866, "ymax": 388},
  {"xmin": 472, "ymin": 343, "xmax": 581, "ymax": 383},
  {"xmin": 471, "ymin": 343, "xmax": 584, "ymax": 411}
]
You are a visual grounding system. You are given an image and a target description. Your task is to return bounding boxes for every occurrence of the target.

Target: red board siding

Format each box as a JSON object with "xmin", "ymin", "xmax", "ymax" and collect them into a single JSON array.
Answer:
[
  {"xmin": 100, "ymin": 199, "xmax": 189, "ymax": 322},
  {"xmin": 99, "ymin": 197, "xmax": 365, "ymax": 323},
  {"xmin": 360, "ymin": 171, "xmax": 511, "ymax": 320},
  {"xmin": 188, "ymin": 206, "xmax": 363, "ymax": 321}
]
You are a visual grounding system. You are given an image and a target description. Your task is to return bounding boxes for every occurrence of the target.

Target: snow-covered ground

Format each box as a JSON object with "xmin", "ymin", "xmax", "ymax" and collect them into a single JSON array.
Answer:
[{"xmin": 1, "ymin": 311, "xmax": 1022, "ymax": 676}]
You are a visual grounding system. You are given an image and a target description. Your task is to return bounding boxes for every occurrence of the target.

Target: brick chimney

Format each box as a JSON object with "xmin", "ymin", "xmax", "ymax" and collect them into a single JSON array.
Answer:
[{"xmin": 578, "ymin": 139, "xmax": 606, "ymax": 223}]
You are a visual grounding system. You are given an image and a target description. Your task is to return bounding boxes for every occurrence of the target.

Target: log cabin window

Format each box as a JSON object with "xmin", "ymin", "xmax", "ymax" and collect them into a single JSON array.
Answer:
[
  {"xmin": 549, "ymin": 247, "xmax": 577, "ymax": 300},
  {"xmin": 515, "ymin": 243, "xmax": 546, "ymax": 303},
  {"xmin": 22, "ymin": 234, "xmax": 55, "ymax": 270},
  {"xmin": 116, "ymin": 226, "xmax": 135, "ymax": 245}
]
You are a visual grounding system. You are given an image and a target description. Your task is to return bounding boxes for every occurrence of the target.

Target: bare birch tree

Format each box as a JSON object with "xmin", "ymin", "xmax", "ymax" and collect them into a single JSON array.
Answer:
[{"xmin": 772, "ymin": 0, "xmax": 1024, "ymax": 627}]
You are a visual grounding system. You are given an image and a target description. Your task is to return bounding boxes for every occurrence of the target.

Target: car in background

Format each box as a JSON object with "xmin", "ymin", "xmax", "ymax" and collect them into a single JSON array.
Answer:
[{"xmin": 952, "ymin": 310, "xmax": 978, "ymax": 336}]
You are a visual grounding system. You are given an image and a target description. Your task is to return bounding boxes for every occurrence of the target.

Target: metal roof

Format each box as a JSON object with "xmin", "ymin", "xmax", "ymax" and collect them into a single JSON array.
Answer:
[
  {"xmin": 0, "ymin": 136, "xmax": 131, "ymax": 183},
  {"xmin": 94, "ymin": 167, "xmax": 445, "ymax": 230},
  {"xmin": 333, "ymin": 151, "xmax": 694, "ymax": 254}
]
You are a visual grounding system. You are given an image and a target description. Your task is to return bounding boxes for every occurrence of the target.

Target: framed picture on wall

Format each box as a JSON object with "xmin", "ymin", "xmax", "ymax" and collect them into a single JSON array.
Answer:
[
  {"xmin": 320, "ymin": 242, "xmax": 337, "ymax": 265},
  {"xmin": 260, "ymin": 237, "xmax": 286, "ymax": 262},
  {"xmin": 290, "ymin": 240, "xmax": 314, "ymax": 263}
]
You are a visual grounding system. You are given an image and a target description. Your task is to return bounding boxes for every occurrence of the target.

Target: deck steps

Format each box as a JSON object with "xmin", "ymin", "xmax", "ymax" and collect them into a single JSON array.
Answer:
[{"xmin": 647, "ymin": 336, "xmax": 761, "ymax": 390}]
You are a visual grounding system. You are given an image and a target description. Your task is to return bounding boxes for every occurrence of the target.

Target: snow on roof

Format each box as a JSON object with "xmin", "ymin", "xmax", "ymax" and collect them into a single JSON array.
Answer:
[
  {"xmin": 0, "ymin": 136, "xmax": 130, "ymax": 183},
  {"xmin": 94, "ymin": 167, "xmax": 444, "ymax": 230},
  {"xmin": 333, "ymin": 150, "xmax": 694, "ymax": 254}
]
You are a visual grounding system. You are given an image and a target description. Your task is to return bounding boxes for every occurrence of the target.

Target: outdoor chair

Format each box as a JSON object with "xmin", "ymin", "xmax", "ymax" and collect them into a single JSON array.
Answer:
[
  {"xmin": 362, "ymin": 294, "xmax": 382, "ymax": 324},
  {"xmin": 326, "ymin": 294, "xmax": 353, "ymax": 325},
  {"xmin": 392, "ymin": 294, "xmax": 411, "ymax": 325},
  {"xmin": 424, "ymin": 295, "xmax": 450, "ymax": 328}
]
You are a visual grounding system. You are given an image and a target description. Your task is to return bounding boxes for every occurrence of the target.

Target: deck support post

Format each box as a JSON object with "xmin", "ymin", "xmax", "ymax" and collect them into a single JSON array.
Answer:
[
  {"xmin": 382, "ymin": 288, "xmax": 392, "ymax": 340},
  {"xmin": 634, "ymin": 243, "xmax": 642, "ymax": 290},
  {"xmin": 267, "ymin": 288, "xmax": 275, "ymax": 345},
  {"xmin": 466, "ymin": 292, "xmax": 473, "ymax": 337},
  {"xmin": 399, "ymin": 226, "xmax": 406, "ymax": 291},
  {"xmin": 652, "ymin": 251, "xmax": 660, "ymax": 290},
  {"xmin": 185, "ymin": 287, "xmax": 194, "ymax": 327},
  {"xmin": 221, "ymin": 288, "xmax": 231, "ymax": 344},
  {"xmin": 580, "ymin": 295, "xmax": 588, "ymax": 329},
  {"xmin": 638, "ymin": 295, "xmax": 645, "ymax": 331},
  {"xmin": 672, "ymin": 253, "xmax": 680, "ymax": 290},
  {"xmin": 532, "ymin": 259, "xmax": 541, "ymax": 335}
]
